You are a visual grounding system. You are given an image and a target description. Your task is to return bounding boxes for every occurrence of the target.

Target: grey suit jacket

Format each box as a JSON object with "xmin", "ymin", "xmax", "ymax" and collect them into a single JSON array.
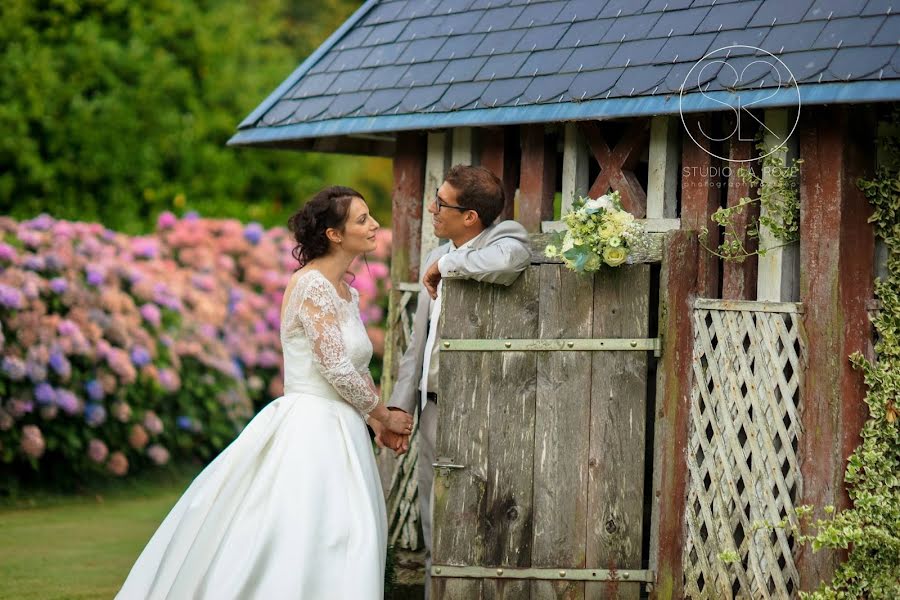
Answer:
[{"xmin": 387, "ymin": 219, "xmax": 531, "ymax": 414}]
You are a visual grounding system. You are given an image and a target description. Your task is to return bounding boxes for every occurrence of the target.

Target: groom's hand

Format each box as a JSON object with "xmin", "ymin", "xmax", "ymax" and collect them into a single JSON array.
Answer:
[
  {"xmin": 423, "ymin": 260, "xmax": 442, "ymax": 299},
  {"xmin": 378, "ymin": 429, "xmax": 410, "ymax": 456}
]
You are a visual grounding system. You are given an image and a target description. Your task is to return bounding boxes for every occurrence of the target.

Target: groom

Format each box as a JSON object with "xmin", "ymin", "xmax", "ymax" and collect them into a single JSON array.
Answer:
[{"xmin": 388, "ymin": 164, "xmax": 531, "ymax": 597}]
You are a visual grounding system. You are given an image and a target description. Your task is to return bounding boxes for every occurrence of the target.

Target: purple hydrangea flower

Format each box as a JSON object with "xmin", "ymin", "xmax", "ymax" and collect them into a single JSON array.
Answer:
[
  {"xmin": 34, "ymin": 382, "xmax": 57, "ymax": 406},
  {"xmin": 0, "ymin": 284, "xmax": 24, "ymax": 309},
  {"xmin": 0, "ymin": 243, "xmax": 17, "ymax": 261},
  {"xmin": 49, "ymin": 277, "xmax": 68, "ymax": 294},
  {"xmin": 49, "ymin": 350, "xmax": 71, "ymax": 378},
  {"xmin": 130, "ymin": 346, "xmax": 151, "ymax": 367},
  {"xmin": 184, "ymin": 211, "xmax": 200, "ymax": 221},
  {"xmin": 23, "ymin": 255, "xmax": 45, "ymax": 271},
  {"xmin": 2, "ymin": 356, "xmax": 26, "ymax": 380},
  {"xmin": 244, "ymin": 223, "xmax": 264, "ymax": 245},
  {"xmin": 55, "ymin": 389, "xmax": 81, "ymax": 415},
  {"xmin": 139, "ymin": 303, "xmax": 161, "ymax": 327},
  {"xmin": 84, "ymin": 403, "xmax": 107, "ymax": 427},
  {"xmin": 85, "ymin": 379, "xmax": 104, "ymax": 401},
  {"xmin": 27, "ymin": 214, "xmax": 54, "ymax": 230},
  {"xmin": 85, "ymin": 266, "xmax": 105, "ymax": 286},
  {"xmin": 44, "ymin": 254, "xmax": 63, "ymax": 270},
  {"xmin": 57, "ymin": 319, "xmax": 79, "ymax": 337}
]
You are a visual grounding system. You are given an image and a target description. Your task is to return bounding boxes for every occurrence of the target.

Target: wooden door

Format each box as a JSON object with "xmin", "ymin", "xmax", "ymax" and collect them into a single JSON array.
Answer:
[{"xmin": 431, "ymin": 263, "xmax": 655, "ymax": 599}]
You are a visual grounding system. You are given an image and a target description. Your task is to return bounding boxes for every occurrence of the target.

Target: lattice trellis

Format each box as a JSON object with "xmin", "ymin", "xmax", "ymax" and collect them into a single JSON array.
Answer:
[
  {"xmin": 684, "ymin": 300, "xmax": 807, "ymax": 599},
  {"xmin": 382, "ymin": 283, "xmax": 423, "ymax": 550}
]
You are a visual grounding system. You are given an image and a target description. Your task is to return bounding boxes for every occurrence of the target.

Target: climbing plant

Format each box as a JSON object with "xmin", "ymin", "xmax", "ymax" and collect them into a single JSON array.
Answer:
[{"xmin": 699, "ymin": 136, "xmax": 803, "ymax": 261}]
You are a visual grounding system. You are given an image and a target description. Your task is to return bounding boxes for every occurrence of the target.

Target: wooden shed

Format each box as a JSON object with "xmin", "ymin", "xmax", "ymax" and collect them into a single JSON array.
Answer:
[{"xmin": 229, "ymin": 1, "xmax": 900, "ymax": 598}]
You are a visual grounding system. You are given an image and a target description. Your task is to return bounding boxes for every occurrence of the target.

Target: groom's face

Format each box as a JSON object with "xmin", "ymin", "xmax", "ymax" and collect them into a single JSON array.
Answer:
[{"xmin": 430, "ymin": 181, "xmax": 473, "ymax": 240}]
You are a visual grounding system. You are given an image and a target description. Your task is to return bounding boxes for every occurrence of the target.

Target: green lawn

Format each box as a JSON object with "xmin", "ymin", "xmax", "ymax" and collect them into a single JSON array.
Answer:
[{"xmin": 0, "ymin": 465, "xmax": 201, "ymax": 600}]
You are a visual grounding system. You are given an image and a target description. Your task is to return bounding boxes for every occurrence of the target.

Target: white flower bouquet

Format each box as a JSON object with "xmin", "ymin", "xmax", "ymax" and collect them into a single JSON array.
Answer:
[{"xmin": 543, "ymin": 191, "xmax": 646, "ymax": 273}]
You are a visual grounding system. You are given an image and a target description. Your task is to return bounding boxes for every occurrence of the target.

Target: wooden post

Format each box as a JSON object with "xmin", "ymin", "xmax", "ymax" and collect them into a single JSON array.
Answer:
[
  {"xmin": 647, "ymin": 116, "xmax": 679, "ymax": 220},
  {"xmin": 451, "ymin": 127, "xmax": 474, "ymax": 167},
  {"xmin": 681, "ymin": 114, "xmax": 721, "ymax": 298},
  {"xmin": 796, "ymin": 105, "xmax": 875, "ymax": 591},
  {"xmin": 519, "ymin": 124, "xmax": 556, "ymax": 232},
  {"xmin": 757, "ymin": 108, "xmax": 800, "ymax": 302},
  {"xmin": 562, "ymin": 122, "xmax": 590, "ymax": 216},
  {"xmin": 480, "ymin": 126, "xmax": 519, "ymax": 222},
  {"xmin": 579, "ymin": 119, "xmax": 650, "ymax": 217},
  {"xmin": 649, "ymin": 231, "xmax": 700, "ymax": 600},
  {"xmin": 421, "ymin": 132, "xmax": 450, "ymax": 274},
  {"xmin": 721, "ymin": 129, "xmax": 759, "ymax": 300}
]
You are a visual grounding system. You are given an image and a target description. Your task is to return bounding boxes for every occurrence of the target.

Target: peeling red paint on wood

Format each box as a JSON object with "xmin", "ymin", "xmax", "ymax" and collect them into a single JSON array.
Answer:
[
  {"xmin": 392, "ymin": 131, "xmax": 426, "ymax": 283},
  {"xmin": 480, "ymin": 126, "xmax": 519, "ymax": 222},
  {"xmin": 680, "ymin": 114, "xmax": 721, "ymax": 298},
  {"xmin": 579, "ymin": 120, "xmax": 650, "ymax": 217},
  {"xmin": 519, "ymin": 124, "xmax": 556, "ymax": 232},
  {"xmin": 722, "ymin": 134, "xmax": 759, "ymax": 300},
  {"xmin": 650, "ymin": 231, "xmax": 699, "ymax": 600},
  {"xmin": 797, "ymin": 106, "xmax": 875, "ymax": 591}
]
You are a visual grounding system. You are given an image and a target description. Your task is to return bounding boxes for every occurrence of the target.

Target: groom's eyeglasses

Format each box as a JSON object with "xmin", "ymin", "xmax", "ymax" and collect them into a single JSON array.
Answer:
[{"xmin": 433, "ymin": 189, "xmax": 474, "ymax": 213}]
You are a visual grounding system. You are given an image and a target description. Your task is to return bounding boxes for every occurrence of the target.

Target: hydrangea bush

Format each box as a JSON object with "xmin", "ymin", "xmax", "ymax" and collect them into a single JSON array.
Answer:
[{"xmin": 0, "ymin": 213, "xmax": 391, "ymax": 485}]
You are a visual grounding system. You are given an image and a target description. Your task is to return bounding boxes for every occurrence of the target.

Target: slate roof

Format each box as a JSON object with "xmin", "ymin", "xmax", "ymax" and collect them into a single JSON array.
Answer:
[{"xmin": 230, "ymin": 0, "xmax": 900, "ymax": 150}]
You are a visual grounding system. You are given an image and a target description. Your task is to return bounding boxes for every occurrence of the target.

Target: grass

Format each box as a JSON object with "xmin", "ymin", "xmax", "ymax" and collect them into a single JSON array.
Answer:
[{"xmin": 0, "ymin": 463, "xmax": 202, "ymax": 600}]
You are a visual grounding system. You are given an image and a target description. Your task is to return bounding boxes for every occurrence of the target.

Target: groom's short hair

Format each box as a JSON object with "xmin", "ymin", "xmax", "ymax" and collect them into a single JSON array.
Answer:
[{"xmin": 444, "ymin": 165, "xmax": 505, "ymax": 228}]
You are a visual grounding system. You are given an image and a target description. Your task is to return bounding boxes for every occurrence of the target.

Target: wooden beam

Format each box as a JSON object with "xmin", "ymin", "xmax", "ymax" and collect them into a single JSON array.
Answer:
[
  {"xmin": 721, "ymin": 129, "xmax": 759, "ymax": 300},
  {"xmin": 392, "ymin": 131, "xmax": 426, "ymax": 284},
  {"xmin": 480, "ymin": 126, "xmax": 519, "ymax": 222},
  {"xmin": 579, "ymin": 119, "xmax": 649, "ymax": 217},
  {"xmin": 680, "ymin": 114, "xmax": 721, "ymax": 298},
  {"xmin": 649, "ymin": 231, "xmax": 700, "ymax": 600},
  {"xmin": 647, "ymin": 116, "xmax": 679, "ymax": 220},
  {"xmin": 562, "ymin": 122, "xmax": 590, "ymax": 216},
  {"xmin": 421, "ymin": 132, "xmax": 449, "ymax": 274},
  {"xmin": 796, "ymin": 105, "xmax": 875, "ymax": 592},
  {"xmin": 519, "ymin": 124, "xmax": 556, "ymax": 233},
  {"xmin": 757, "ymin": 108, "xmax": 800, "ymax": 301}
]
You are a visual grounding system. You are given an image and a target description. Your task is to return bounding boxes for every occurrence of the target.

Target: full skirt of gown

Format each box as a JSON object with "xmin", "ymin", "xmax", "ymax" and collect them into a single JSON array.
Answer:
[{"xmin": 115, "ymin": 390, "xmax": 387, "ymax": 599}]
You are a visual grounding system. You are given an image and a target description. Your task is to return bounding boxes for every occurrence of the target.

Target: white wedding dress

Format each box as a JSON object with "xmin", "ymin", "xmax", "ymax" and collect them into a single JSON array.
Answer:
[{"xmin": 116, "ymin": 269, "xmax": 387, "ymax": 599}]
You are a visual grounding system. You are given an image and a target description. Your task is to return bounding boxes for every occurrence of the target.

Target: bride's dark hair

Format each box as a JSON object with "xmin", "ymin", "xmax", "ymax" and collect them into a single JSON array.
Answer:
[{"xmin": 287, "ymin": 186, "xmax": 364, "ymax": 268}]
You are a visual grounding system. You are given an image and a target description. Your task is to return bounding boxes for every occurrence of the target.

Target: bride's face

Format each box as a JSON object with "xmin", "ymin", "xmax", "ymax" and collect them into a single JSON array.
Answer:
[{"xmin": 334, "ymin": 197, "xmax": 379, "ymax": 255}]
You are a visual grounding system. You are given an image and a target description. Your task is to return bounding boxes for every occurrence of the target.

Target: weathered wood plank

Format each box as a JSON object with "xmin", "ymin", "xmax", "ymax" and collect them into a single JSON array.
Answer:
[
  {"xmin": 757, "ymin": 108, "xmax": 800, "ymax": 302},
  {"xmin": 579, "ymin": 119, "xmax": 650, "ymax": 217},
  {"xmin": 721, "ymin": 129, "xmax": 759, "ymax": 301},
  {"xmin": 796, "ymin": 105, "xmax": 875, "ymax": 591},
  {"xmin": 520, "ymin": 124, "xmax": 556, "ymax": 233},
  {"xmin": 562, "ymin": 122, "xmax": 590, "ymax": 216},
  {"xmin": 532, "ymin": 265, "xmax": 593, "ymax": 599},
  {"xmin": 452, "ymin": 127, "xmax": 474, "ymax": 167},
  {"xmin": 587, "ymin": 265, "xmax": 651, "ymax": 600},
  {"xmin": 648, "ymin": 231, "xmax": 700, "ymax": 600},
  {"xmin": 647, "ymin": 116, "xmax": 679, "ymax": 220},
  {"xmin": 527, "ymin": 232, "xmax": 664, "ymax": 265},
  {"xmin": 483, "ymin": 268, "xmax": 540, "ymax": 600},
  {"xmin": 480, "ymin": 126, "xmax": 520, "ymax": 222},
  {"xmin": 681, "ymin": 113, "xmax": 722, "ymax": 298},
  {"xmin": 433, "ymin": 278, "xmax": 495, "ymax": 600},
  {"xmin": 422, "ymin": 132, "xmax": 450, "ymax": 275},
  {"xmin": 542, "ymin": 219, "xmax": 680, "ymax": 234}
]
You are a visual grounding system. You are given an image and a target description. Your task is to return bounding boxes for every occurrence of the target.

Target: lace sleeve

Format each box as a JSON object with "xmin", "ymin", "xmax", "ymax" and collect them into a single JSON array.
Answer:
[{"xmin": 296, "ymin": 274, "xmax": 379, "ymax": 414}]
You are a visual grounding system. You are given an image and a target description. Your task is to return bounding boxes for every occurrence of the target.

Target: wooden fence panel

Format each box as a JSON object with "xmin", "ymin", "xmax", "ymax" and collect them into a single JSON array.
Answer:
[
  {"xmin": 588, "ymin": 265, "xmax": 651, "ymax": 600},
  {"xmin": 483, "ymin": 269, "xmax": 540, "ymax": 600},
  {"xmin": 532, "ymin": 265, "xmax": 594, "ymax": 600}
]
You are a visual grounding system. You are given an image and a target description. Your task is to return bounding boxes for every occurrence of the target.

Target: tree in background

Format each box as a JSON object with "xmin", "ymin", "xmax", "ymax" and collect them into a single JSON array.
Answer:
[{"xmin": 0, "ymin": 0, "xmax": 390, "ymax": 233}]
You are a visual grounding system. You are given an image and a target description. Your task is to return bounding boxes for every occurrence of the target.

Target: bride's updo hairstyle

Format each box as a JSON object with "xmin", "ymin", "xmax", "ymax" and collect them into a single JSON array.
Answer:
[{"xmin": 287, "ymin": 186, "xmax": 364, "ymax": 268}]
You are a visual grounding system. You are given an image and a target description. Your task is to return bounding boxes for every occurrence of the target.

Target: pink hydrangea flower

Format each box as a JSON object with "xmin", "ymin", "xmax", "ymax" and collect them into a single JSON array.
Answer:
[
  {"xmin": 20, "ymin": 425, "xmax": 46, "ymax": 459},
  {"xmin": 106, "ymin": 451, "xmax": 129, "ymax": 476},
  {"xmin": 87, "ymin": 438, "xmax": 109, "ymax": 463},
  {"xmin": 147, "ymin": 444, "xmax": 170, "ymax": 466}
]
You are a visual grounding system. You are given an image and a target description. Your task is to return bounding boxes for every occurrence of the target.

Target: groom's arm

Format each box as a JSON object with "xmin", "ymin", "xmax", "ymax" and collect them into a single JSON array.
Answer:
[{"xmin": 438, "ymin": 221, "xmax": 531, "ymax": 286}]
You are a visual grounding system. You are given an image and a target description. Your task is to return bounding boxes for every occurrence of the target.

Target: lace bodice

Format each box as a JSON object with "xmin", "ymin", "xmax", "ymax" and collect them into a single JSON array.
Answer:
[{"xmin": 280, "ymin": 269, "xmax": 378, "ymax": 414}]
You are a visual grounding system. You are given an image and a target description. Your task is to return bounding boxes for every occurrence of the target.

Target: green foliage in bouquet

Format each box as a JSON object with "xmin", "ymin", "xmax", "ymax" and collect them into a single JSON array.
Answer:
[{"xmin": 543, "ymin": 191, "xmax": 648, "ymax": 273}]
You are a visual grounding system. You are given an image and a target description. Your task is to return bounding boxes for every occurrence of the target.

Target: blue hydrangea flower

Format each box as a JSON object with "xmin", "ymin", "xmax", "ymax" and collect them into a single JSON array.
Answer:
[
  {"xmin": 244, "ymin": 223, "xmax": 264, "ymax": 245},
  {"xmin": 84, "ymin": 403, "xmax": 107, "ymax": 427},
  {"xmin": 85, "ymin": 380, "xmax": 105, "ymax": 401},
  {"xmin": 130, "ymin": 346, "xmax": 151, "ymax": 367},
  {"xmin": 34, "ymin": 382, "xmax": 57, "ymax": 406}
]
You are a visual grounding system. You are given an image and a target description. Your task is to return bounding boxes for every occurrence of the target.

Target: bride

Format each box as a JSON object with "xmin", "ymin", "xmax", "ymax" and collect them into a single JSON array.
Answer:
[{"xmin": 116, "ymin": 186, "xmax": 414, "ymax": 599}]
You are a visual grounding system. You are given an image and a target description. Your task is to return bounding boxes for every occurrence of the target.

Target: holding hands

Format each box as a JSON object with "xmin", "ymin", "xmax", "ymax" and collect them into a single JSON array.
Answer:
[{"xmin": 368, "ymin": 406, "xmax": 413, "ymax": 456}]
